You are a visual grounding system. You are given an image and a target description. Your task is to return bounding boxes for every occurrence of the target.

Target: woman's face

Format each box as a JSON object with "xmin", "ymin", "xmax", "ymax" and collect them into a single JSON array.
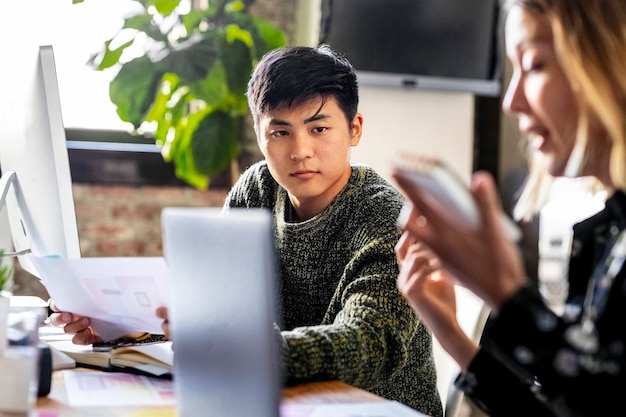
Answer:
[{"xmin": 502, "ymin": 6, "xmax": 579, "ymax": 178}]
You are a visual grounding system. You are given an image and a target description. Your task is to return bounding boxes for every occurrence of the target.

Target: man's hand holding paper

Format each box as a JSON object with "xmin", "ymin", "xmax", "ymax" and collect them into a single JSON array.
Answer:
[{"xmin": 30, "ymin": 255, "xmax": 170, "ymax": 343}]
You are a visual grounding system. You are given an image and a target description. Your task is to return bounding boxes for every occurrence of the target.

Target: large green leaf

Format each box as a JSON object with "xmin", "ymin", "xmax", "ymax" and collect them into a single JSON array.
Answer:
[
  {"xmin": 249, "ymin": 16, "xmax": 288, "ymax": 59},
  {"xmin": 191, "ymin": 110, "xmax": 241, "ymax": 176},
  {"xmin": 146, "ymin": 72, "xmax": 182, "ymax": 145},
  {"xmin": 0, "ymin": 249, "xmax": 13, "ymax": 292},
  {"xmin": 227, "ymin": 12, "xmax": 286, "ymax": 60},
  {"xmin": 131, "ymin": 0, "xmax": 180, "ymax": 17},
  {"xmin": 110, "ymin": 56, "xmax": 161, "ymax": 128},
  {"xmin": 188, "ymin": 60, "xmax": 229, "ymax": 105},
  {"xmin": 123, "ymin": 13, "xmax": 168, "ymax": 43},
  {"xmin": 221, "ymin": 28, "xmax": 254, "ymax": 97},
  {"xmin": 168, "ymin": 122, "xmax": 199, "ymax": 186},
  {"xmin": 150, "ymin": 0, "xmax": 181, "ymax": 16},
  {"xmin": 146, "ymin": 73, "xmax": 179, "ymax": 123},
  {"xmin": 182, "ymin": 7, "xmax": 220, "ymax": 32},
  {"xmin": 98, "ymin": 39, "xmax": 134, "ymax": 70},
  {"xmin": 164, "ymin": 110, "xmax": 212, "ymax": 189},
  {"xmin": 154, "ymin": 33, "xmax": 220, "ymax": 83},
  {"xmin": 175, "ymin": 162, "xmax": 210, "ymax": 189},
  {"xmin": 167, "ymin": 111, "xmax": 195, "ymax": 163}
]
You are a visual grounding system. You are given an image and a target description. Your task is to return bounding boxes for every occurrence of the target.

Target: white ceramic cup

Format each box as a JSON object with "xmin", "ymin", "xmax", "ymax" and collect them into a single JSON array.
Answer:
[{"xmin": 0, "ymin": 306, "xmax": 43, "ymax": 414}]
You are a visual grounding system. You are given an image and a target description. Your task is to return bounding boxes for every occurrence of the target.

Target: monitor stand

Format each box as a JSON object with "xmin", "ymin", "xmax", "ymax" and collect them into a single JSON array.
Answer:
[{"xmin": 0, "ymin": 171, "xmax": 32, "ymax": 258}]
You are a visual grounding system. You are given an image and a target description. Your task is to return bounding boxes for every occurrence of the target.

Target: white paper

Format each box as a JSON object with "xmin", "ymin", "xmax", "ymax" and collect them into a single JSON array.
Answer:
[
  {"xmin": 27, "ymin": 255, "xmax": 169, "ymax": 341},
  {"xmin": 280, "ymin": 401, "xmax": 429, "ymax": 417},
  {"xmin": 62, "ymin": 370, "xmax": 175, "ymax": 407}
]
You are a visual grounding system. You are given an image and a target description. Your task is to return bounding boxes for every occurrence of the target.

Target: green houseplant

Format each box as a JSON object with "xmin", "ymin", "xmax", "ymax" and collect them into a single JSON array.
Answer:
[
  {"xmin": 75, "ymin": 0, "xmax": 286, "ymax": 189},
  {"xmin": 0, "ymin": 250, "xmax": 13, "ymax": 295}
]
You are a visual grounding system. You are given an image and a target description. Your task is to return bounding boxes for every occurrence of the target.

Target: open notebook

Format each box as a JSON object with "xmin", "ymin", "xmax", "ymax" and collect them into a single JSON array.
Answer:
[
  {"xmin": 44, "ymin": 337, "xmax": 173, "ymax": 377},
  {"xmin": 161, "ymin": 207, "xmax": 281, "ymax": 417}
]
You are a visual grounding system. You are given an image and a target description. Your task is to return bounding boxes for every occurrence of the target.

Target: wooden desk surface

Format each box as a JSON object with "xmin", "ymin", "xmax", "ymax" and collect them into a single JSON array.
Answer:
[{"xmin": 35, "ymin": 369, "xmax": 384, "ymax": 415}]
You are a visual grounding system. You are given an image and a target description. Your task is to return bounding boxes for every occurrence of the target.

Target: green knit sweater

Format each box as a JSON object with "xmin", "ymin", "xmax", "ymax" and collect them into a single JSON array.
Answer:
[{"xmin": 224, "ymin": 161, "xmax": 443, "ymax": 417}]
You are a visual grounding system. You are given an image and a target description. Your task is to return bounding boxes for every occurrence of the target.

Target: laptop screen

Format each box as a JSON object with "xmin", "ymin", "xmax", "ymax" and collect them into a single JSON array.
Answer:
[{"xmin": 162, "ymin": 207, "xmax": 281, "ymax": 417}]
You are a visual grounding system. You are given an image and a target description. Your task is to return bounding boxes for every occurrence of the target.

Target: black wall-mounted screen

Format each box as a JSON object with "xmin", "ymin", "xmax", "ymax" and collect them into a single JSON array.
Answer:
[{"xmin": 319, "ymin": 0, "xmax": 502, "ymax": 96}]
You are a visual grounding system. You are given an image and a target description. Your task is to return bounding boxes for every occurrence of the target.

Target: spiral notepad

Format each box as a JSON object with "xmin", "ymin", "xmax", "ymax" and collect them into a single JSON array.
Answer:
[{"xmin": 391, "ymin": 152, "xmax": 521, "ymax": 241}]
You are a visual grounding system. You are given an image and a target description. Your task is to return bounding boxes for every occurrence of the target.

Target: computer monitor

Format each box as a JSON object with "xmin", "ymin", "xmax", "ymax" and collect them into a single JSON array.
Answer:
[{"xmin": 0, "ymin": 45, "xmax": 81, "ymax": 277}]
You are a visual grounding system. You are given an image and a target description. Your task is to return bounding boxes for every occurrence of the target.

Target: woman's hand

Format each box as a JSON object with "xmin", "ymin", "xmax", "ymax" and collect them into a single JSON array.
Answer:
[
  {"xmin": 395, "ymin": 233, "xmax": 478, "ymax": 370},
  {"xmin": 156, "ymin": 306, "xmax": 171, "ymax": 340},
  {"xmin": 396, "ymin": 233, "xmax": 456, "ymax": 326},
  {"xmin": 393, "ymin": 170, "xmax": 526, "ymax": 311},
  {"xmin": 48, "ymin": 300, "xmax": 103, "ymax": 345}
]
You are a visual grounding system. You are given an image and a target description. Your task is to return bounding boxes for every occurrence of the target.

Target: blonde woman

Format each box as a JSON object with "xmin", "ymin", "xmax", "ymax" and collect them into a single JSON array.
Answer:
[{"xmin": 394, "ymin": 0, "xmax": 626, "ymax": 415}]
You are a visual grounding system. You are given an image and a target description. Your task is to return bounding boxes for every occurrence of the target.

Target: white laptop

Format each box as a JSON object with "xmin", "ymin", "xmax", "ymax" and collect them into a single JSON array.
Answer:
[{"xmin": 161, "ymin": 207, "xmax": 281, "ymax": 417}]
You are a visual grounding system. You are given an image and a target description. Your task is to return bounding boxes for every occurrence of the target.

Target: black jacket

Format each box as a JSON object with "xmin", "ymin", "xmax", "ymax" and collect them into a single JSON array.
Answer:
[{"xmin": 456, "ymin": 190, "xmax": 626, "ymax": 417}]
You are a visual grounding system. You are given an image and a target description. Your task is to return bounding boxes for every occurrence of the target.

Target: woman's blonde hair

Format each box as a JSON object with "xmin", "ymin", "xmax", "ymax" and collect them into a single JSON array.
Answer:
[{"xmin": 505, "ymin": 0, "xmax": 626, "ymax": 221}]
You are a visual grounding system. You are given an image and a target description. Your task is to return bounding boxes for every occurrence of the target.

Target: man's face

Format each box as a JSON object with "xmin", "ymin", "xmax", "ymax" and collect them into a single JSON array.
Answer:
[{"xmin": 257, "ymin": 96, "xmax": 362, "ymax": 220}]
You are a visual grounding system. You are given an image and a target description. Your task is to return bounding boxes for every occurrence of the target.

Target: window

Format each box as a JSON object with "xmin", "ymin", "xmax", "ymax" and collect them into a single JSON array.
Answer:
[
  {"xmin": 9, "ymin": 0, "xmax": 140, "ymax": 131},
  {"xmin": 3, "ymin": 0, "xmax": 202, "ymax": 186}
]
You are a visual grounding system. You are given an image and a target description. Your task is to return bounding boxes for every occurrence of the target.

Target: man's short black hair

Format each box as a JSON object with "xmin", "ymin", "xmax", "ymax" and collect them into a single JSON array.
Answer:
[{"xmin": 246, "ymin": 44, "xmax": 359, "ymax": 131}]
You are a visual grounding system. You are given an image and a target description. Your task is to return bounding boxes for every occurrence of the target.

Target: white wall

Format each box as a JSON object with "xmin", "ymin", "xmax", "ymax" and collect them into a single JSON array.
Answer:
[
  {"xmin": 1, "ymin": 0, "xmax": 136, "ymax": 131},
  {"xmin": 351, "ymin": 87, "xmax": 475, "ymax": 183}
]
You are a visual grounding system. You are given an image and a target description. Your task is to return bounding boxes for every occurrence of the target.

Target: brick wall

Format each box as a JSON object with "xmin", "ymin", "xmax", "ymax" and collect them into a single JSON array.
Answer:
[
  {"xmin": 73, "ymin": 184, "xmax": 228, "ymax": 258},
  {"xmin": 14, "ymin": 184, "xmax": 228, "ymax": 299}
]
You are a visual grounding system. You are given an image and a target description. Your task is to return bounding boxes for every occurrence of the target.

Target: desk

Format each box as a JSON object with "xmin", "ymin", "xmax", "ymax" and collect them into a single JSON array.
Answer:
[{"xmin": 35, "ymin": 369, "xmax": 384, "ymax": 415}]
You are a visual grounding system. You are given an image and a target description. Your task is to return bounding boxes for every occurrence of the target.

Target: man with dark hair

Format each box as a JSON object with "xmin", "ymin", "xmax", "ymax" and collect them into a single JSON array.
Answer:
[
  {"xmin": 221, "ymin": 44, "xmax": 442, "ymax": 415},
  {"xmin": 54, "ymin": 44, "xmax": 443, "ymax": 416}
]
